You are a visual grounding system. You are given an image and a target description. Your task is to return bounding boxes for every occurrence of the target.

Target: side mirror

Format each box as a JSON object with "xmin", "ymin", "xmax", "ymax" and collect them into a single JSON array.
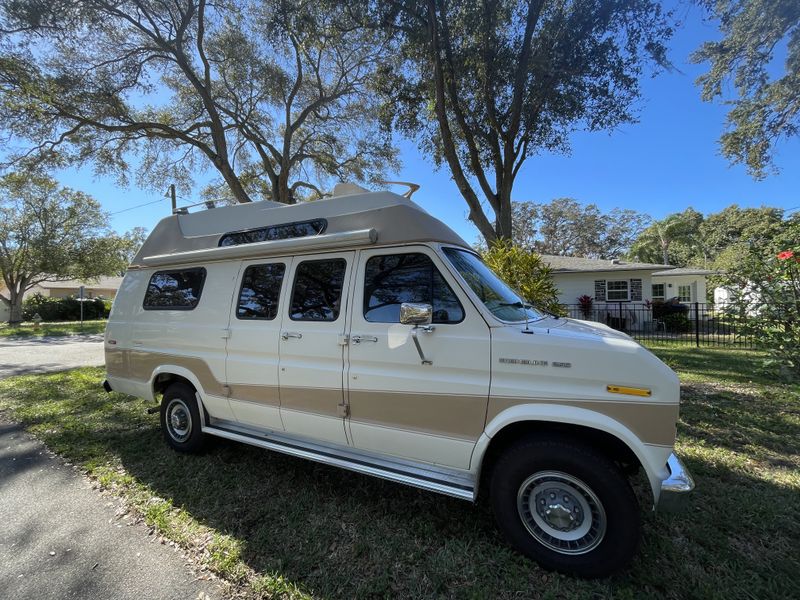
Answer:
[{"xmin": 400, "ymin": 302, "xmax": 432, "ymax": 326}]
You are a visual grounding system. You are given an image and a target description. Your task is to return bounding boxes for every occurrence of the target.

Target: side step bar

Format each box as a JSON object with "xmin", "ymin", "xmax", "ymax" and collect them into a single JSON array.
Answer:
[{"xmin": 202, "ymin": 424, "xmax": 476, "ymax": 501}]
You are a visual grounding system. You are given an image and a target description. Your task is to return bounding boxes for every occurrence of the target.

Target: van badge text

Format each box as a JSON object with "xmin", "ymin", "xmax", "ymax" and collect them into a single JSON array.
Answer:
[{"xmin": 500, "ymin": 358, "xmax": 548, "ymax": 367}]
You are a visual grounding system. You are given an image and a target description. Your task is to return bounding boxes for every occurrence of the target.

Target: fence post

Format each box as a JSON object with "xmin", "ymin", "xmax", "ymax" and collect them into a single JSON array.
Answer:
[{"xmin": 694, "ymin": 302, "xmax": 700, "ymax": 347}]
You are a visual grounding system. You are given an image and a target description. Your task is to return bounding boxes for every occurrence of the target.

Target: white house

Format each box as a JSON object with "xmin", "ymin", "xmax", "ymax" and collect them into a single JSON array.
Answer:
[
  {"xmin": 651, "ymin": 268, "xmax": 711, "ymax": 304},
  {"xmin": 540, "ymin": 255, "xmax": 713, "ymax": 330},
  {"xmin": 1, "ymin": 276, "xmax": 123, "ymax": 322}
]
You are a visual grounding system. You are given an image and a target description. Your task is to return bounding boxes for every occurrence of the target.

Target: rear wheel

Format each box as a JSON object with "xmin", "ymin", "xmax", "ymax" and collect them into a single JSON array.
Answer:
[
  {"xmin": 160, "ymin": 383, "xmax": 207, "ymax": 453},
  {"xmin": 490, "ymin": 435, "xmax": 640, "ymax": 578}
]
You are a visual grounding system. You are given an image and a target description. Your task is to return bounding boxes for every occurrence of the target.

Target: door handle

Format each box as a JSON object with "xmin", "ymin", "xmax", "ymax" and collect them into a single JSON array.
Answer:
[
  {"xmin": 351, "ymin": 334, "xmax": 378, "ymax": 344},
  {"xmin": 281, "ymin": 331, "xmax": 303, "ymax": 340}
]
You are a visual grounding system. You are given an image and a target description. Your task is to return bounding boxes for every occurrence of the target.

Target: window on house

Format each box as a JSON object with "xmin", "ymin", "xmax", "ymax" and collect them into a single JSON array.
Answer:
[
  {"xmin": 606, "ymin": 280, "xmax": 630, "ymax": 301},
  {"xmin": 143, "ymin": 268, "xmax": 206, "ymax": 310},
  {"xmin": 652, "ymin": 283, "xmax": 665, "ymax": 300},
  {"xmin": 236, "ymin": 263, "xmax": 286, "ymax": 320},
  {"xmin": 219, "ymin": 219, "xmax": 327, "ymax": 247},
  {"xmin": 678, "ymin": 285, "xmax": 692, "ymax": 302},
  {"xmin": 290, "ymin": 258, "xmax": 347, "ymax": 321},
  {"xmin": 363, "ymin": 253, "xmax": 464, "ymax": 323}
]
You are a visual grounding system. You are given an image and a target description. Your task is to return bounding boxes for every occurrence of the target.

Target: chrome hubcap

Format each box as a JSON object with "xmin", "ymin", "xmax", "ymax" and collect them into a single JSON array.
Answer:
[
  {"xmin": 517, "ymin": 471, "xmax": 606, "ymax": 555},
  {"xmin": 166, "ymin": 399, "xmax": 191, "ymax": 443}
]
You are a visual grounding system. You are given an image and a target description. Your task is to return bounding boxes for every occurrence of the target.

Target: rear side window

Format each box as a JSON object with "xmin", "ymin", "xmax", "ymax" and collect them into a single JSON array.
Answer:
[
  {"xmin": 219, "ymin": 219, "xmax": 326, "ymax": 247},
  {"xmin": 364, "ymin": 253, "xmax": 464, "ymax": 323},
  {"xmin": 236, "ymin": 263, "xmax": 286, "ymax": 320},
  {"xmin": 143, "ymin": 268, "xmax": 206, "ymax": 310},
  {"xmin": 290, "ymin": 259, "xmax": 346, "ymax": 321}
]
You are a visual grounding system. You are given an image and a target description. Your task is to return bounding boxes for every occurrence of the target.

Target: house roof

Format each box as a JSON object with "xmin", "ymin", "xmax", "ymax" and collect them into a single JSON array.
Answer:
[
  {"xmin": 36, "ymin": 276, "xmax": 124, "ymax": 289},
  {"xmin": 652, "ymin": 267, "xmax": 715, "ymax": 276},
  {"xmin": 541, "ymin": 254, "xmax": 675, "ymax": 273}
]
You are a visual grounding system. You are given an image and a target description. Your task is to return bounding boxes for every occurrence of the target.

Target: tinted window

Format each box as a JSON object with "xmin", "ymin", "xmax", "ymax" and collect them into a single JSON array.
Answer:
[
  {"xmin": 143, "ymin": 268, "xmax": 206, "ymax": 310},
  {"xmin": 364, "ymin": 253, "xmax": 464, "ymax": 323},
  {"xmin": 219, "ymin": 219, "xmax": 326, "ymax": 247},
  {"xmin": 290, "ymin": 259, "xmax": 347, "ymax": 321},
  {"xmin": 236, "ymin": 263, "xmax": 285, "ymax": 320}
]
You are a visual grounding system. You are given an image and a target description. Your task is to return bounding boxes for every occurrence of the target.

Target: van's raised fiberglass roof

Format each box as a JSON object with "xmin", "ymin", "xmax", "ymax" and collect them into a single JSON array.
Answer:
[{"xmin": 131, "ymin": 189, "xmax": 469, "ymax": 268}]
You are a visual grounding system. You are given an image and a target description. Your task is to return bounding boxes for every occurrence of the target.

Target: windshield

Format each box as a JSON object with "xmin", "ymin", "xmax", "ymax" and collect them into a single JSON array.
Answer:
[{"xmin": 442, "ymin": 248, "xmax": 547, "ymax": 323}]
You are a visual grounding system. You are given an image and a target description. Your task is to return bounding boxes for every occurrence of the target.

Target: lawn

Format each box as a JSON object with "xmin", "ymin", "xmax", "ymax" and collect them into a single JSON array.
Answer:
[
  {"xmin": 0, "ymin": 347, "xmax": 798, "ymax": 599},
  {"xmin": 0, "ymin": 319, "xmax": 107, "ymax": 337}
]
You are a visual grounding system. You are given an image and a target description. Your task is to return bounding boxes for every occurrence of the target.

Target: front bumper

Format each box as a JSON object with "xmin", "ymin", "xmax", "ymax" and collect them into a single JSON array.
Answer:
[{"xmin": 657, "ymin": 453, "xmax": 695, "ymax": 512}]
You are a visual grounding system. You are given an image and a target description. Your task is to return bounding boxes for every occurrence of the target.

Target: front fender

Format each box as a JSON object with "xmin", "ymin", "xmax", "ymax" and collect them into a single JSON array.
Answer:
[{"xmin": 471, "ymin": 403, "xmax": 673, "ymax": 505}]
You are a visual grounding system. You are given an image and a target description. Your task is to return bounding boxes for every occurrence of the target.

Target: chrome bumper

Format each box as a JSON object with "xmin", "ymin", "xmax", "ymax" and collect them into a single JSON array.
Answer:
[{"xmin": 657, "ymin": 453, "xmax": 695, "ymax": 512}]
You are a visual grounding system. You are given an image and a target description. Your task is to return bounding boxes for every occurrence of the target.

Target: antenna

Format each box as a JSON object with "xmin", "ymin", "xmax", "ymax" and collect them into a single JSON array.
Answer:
[{"xmin": 379, "ymin": 180, "xmax": 421, "ymax": 199}]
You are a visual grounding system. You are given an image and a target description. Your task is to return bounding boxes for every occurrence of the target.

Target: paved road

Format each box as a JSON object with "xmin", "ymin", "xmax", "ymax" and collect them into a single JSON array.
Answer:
[
  {"xmin": 0, "ymin": 334, "xmax": 105, "ymax": 378},
  {"xmin": 0, "ymin": 336, "xmax": 223, "ymax": 599}
]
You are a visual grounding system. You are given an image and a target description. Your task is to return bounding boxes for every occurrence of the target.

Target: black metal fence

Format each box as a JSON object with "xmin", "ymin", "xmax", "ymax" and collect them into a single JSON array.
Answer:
[{"xmin": 562, "ymin": 302, "xmax": 755, "ymax": 348}]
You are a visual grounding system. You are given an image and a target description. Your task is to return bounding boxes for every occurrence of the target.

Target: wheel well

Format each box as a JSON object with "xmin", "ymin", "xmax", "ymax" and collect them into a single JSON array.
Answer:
[
  {"xmin": 479, "ymin": 421, "xmax": 642, "ymax": 491},
  {"xmin": 152, "ymin": 373, "xmax": 196, "ymax": 398}
]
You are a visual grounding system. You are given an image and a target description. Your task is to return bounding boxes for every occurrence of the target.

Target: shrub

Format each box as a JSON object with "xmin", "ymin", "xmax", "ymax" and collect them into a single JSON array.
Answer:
[
  {"xmin": 480, "ymin": 240, "xmax": 562, "ymax": 314},
  {"xmin": 22, "ymin": 293, "xmax": 111, "ymax": 321},
  {"xmin": 723, "ymin": 231, "xmax": 800, "ymax": 379},
  {"xmin": 662, "ymin": 312, "xmax": 692, "ymax": 333}
]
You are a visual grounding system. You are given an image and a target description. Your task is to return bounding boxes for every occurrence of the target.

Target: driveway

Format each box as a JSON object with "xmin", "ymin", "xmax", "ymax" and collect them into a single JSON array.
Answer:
[
  {"xmin": 0, "ymin": 334, "xmax": 105, "ymax": 378},
  {"xmin": 0, "ymin": 335, "xmax": 223, "ymax": 599}
]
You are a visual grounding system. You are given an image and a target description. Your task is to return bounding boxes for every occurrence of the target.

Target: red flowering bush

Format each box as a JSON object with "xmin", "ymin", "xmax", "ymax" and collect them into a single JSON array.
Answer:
[{"xmin": 725, "ymin": 237, "xmax": 800, "ymax": 378}]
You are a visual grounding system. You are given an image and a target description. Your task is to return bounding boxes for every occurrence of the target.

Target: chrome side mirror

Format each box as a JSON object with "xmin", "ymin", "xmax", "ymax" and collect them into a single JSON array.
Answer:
[{"xmin": 400, "ymin": 302, "xmax": 432, "ymax": 326}]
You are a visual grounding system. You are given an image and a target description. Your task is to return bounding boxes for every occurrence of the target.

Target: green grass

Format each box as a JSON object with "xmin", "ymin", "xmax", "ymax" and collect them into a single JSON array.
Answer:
[
  {"xmin": 0, "ymin": 349, "xmax": 798, "ymax": 599},
  {"xmin": 0, "ymin": 320, "xmax": 107, "ymax": 337}
]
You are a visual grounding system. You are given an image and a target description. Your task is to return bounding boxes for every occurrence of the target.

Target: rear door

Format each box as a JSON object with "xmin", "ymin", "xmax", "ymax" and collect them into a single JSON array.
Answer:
[
  {"xmin": 345, "ymin": 246, "xmax": 491, "ymax": 469},
  {"xmin": 278, "ymin": 252, "xmax": 354, "ymax": 445},
  {"xmin": 225, "ymin": 257, "xmax": 291, "ymax": 431}
]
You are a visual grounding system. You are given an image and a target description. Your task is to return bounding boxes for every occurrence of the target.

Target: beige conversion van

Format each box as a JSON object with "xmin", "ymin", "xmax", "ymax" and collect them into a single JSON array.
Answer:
[{"xmin": 104, "ymin": 185, "xmax": 693, "ymax": 577}]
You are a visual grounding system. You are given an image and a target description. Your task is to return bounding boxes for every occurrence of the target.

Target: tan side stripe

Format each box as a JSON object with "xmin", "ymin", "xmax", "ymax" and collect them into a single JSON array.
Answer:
[{"xmin": 487, "ymin": 397, "xmax": 678, "ymax": 447}]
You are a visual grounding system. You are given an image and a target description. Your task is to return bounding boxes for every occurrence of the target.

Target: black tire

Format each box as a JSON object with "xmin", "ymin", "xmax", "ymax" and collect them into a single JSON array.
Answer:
[
  {"xmin": 490, "ymin": 434, "xmax": 640, "ymax": 578},
  {"xmin": 160, "ymin": 383, "xmax": 207, "ymax": 453}
]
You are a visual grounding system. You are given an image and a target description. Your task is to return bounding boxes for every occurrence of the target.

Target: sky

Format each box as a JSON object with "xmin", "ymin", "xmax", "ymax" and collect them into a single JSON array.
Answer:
[{"xmin": 52, "ymin": 3, "xmax": 800, "ymax": 247}]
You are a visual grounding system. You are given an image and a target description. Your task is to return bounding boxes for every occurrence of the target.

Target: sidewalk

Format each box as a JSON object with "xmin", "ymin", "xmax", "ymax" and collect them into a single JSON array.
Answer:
[{"xmin": 0, "ymin": 421, "xmax": 222, "ymax": 600}]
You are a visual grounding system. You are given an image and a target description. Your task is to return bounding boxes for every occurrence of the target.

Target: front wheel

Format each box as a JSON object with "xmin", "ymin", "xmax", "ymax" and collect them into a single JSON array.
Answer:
[
  {"xmin": 160, "ymin": 383, "xmax": 207, "ymax": 453},
  {"xmin": 490, "ymin": 435, "xmax": 640, "ymax": 578}
]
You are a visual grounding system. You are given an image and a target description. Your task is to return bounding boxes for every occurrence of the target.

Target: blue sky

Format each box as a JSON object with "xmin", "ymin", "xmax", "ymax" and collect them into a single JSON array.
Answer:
[{"xmin": 53, "ymin": 3, "xmax": 800, "ymax": 246}]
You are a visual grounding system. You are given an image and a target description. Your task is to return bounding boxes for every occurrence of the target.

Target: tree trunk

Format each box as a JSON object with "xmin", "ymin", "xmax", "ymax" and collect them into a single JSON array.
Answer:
[{"xmin": 7, "ymin": 289, "xmax": 23, "ymax": 325}]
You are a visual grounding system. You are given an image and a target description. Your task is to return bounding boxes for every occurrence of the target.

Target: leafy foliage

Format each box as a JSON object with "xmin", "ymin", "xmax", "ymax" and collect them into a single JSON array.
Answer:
[
  {"xmin": 480, "ymin": 240, "xmax": 561, "ymax": 313},
  {"xmin": 0, "ymin": 0, "xmax": 397, "ymax": 203},
  {"xmin": 22, "ymin": 293, "xmax": 111, "ymax": 321},
  {"xmin": 0, "ymin": 171, "xmax": 134, "ymax": 323},
  {"xmin": 722, "ymin": 223, "xmax": 800, "ymax": 378},
  {"xmin": 693, "ymin": 0, "xmax": 800, "ymax": 179},
  {"xmin": 375, "ymin": 0, "xmax": 673, "ymax": 242},
  {"xmin": 511, "ymin": 198, "xmax": 649, "ymax": 258}
]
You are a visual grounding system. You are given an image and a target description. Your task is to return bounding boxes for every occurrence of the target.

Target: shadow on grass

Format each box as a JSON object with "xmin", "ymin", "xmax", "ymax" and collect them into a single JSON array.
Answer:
[{"xmin": 2, "ymin": 368, "xmax": 800, "ymax": 598}]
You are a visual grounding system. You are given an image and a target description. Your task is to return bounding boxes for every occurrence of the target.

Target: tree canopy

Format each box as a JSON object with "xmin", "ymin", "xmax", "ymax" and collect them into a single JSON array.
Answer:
[
  {"xmin": 0, "ymin": 0, "xmax": 397, "ymax": 203},
  {"xmin": 375, "ymin": 0, "xmax": 672, "ymax": 242},
  {"xmin": 0, "ymin": 172, "xmax": 136, "ymax": 323},
  {"xmin": 693, "ymin": 0, "xmax": 800, "ymax": 179},
  {"xmin": 510, "ymin": 198, "xmax": 649, "ymax": 259}
]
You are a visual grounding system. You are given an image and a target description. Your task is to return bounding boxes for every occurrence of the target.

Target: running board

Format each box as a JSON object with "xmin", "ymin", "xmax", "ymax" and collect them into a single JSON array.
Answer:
[{"xmin": 202, "ymin": 423, "xmax": 475, "ymax": 501}]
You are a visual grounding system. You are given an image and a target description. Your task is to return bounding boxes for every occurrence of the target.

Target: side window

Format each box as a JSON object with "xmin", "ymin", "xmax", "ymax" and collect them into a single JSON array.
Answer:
[
  {"xmin": 290, "ymin": 259, "xmax": 347, "ymax": 321},
  {"xmin": 236, "ymin": 263, "xmax": 286, "ymax": 320},
  {"xmin": 219, "ymin": 219, "xmax": 326, "ymax": 247},
  {"xmin": 364, "ymin": 253, "xmax": 464, "ymax": 324},
  {"xmin": 143, "ymin": 268, "xmax": 206, "ymax": 310}
]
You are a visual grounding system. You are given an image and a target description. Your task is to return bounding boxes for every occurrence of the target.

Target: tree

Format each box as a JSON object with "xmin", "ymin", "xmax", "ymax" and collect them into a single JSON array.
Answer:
[
  {"xmin": 375, "ymin": 0, "xmax": 672, "ymax": 242},
  {"xmin": 692, "ymin": 0, "xmax": 800, "ymax": 179},
  {"xmin": 0, "ymin": 172, "xmax": 133, "ymax": 323},
  {"xmin": 0, "ymin": 0, "xmax": 397, "ymax": 203},
  {"xmin": 627, "ymin": 208, "xmax": 704, "ymax": 265},
  {"xmin": 480, "ymin": 239, "xmax": 561, "ymax": 313},
  {"xmin": 510, "ymin": 199, "xmax": 648, "ymax": 258}
]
